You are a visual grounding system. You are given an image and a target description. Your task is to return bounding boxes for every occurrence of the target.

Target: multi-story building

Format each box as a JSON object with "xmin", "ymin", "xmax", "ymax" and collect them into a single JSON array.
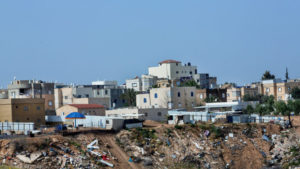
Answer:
[
  {"xmin": 0, "ymin": 98, "xmax": 45, "ymax": 126},
  {"xmin": 148, "ymin": 60, "xmax": 198, "ymax": 80},
  {"xmin": 196, "ymin": 88, "xmax": 227, "ymax": 105},
  {"xmin": 55, "ymin": 81, "xmax": 127, "ymax": 110},
  {"xmin": 259, "ymin": 79, "xmax": 300, "ymax": 101},
  {"xmin": 136, "ymin": 86, "xmax": 197, "ymax": 110},
  {"xmin": 193, "ymin": 73, "xmax": 217, "ymax": 89},
  {"xmin": 226, "ymin": 86, "xmax": 259, "ymax": 102},
  {"xmin": 7, "ymin": 80, "xmax": 55, "ymax": 115},
  {"xmin": 126, "ymin": 75, "xmax": 158, "ymax": 92}
]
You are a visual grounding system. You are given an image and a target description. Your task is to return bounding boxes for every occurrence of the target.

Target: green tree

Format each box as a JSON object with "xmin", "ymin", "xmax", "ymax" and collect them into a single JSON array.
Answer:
[
  {"xmin": 180, "ymin": 80, "xmax": 199, "ymax": 88},
  {"xmin": 255, "ymin": 104, "xmax": 267, "ymax": 116},
  {"xmin": 286, "ymin": 100, "xmax": 294, "ymax": 127},
  {"xmin": 244, "ymin": 105, "xmax": 254, "ymax": 114},
  {"xmin": 290, "ymin": 87, "xmax": 300, "ymax": 100},
  {"xmin": 262, "ymin": 71, "xmax": 275, "ymax": 80},
  {"xmin": 121, "ymin": 89, "xmax": 136, "ymax": 107},
  {"xmin": 274, "ymin": 101, "xmax": 287, "ymax": 115}
]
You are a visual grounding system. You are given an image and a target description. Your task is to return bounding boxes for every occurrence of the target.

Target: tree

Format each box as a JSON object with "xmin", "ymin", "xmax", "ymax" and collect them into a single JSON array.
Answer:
[
  {"xmin": 121, "ymin": 89, "xmax": 136, "ymax": 107},
  {"xmin": 285, "ymin": 67, "xmax": 289, "ymax": 80},
  {"xmin": 286, "ymin": 100, "xmax": 294, "ymax": 127},
  {"xmin": 290, "ymin": 87, "xmax": 300, "ymax": 100},
  {"xmin": 243, "ymin": 94, "xmax": 262, "ymax": 101},
  {"xmin": 255, "ymin": 104, "xmax": 267, "ymax": 116},
  {"xmin": 274, "ymin": 101, "xmax": 287, "ymax": 115},
  {"xmin": 244, "ymin": 105, "xmax": 254, "ymax": 114},
  {"xmin": 262, "ymin": 71, "xmax": 275, "ymax": 80},
  {"xmin": 180, "ymin": 80, "xmax": 199, "ymax": 88}
]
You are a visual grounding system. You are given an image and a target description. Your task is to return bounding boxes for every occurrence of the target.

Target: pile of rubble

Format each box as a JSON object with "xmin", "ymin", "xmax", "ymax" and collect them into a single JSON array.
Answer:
[
  {"xmin": 0, "ymin": 134, "xmax": 117, "ymax": 169},
  {"xmin": 116, "ymin": 123, "xmax": 298, "ymax": 169}
]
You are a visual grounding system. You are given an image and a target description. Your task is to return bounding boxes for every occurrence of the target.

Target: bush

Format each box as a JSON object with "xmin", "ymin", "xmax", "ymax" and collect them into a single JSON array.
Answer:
[{"xmin": 175, "ymin": 125, "xmax": 183, "ymax": 130}]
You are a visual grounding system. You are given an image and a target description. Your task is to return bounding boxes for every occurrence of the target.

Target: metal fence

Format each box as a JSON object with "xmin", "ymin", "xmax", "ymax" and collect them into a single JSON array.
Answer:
[{"xmin": 0, "ymin": 122, "xmax": 34, "ymax": 132}]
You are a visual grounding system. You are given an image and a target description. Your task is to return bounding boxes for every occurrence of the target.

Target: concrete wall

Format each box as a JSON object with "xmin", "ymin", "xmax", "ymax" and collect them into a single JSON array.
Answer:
[
  {"xmin": 136, "ymin": 93, "xmax": 151, "ymax": 108},
  {"xmin": 72, "ymin": 98, "xmax": 110, "ymax": 109}
]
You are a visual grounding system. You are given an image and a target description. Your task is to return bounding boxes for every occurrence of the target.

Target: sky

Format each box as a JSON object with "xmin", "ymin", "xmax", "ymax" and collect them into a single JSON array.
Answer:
[{"xmin": 0, "ymin": 1, "xmax": 300, "ymax": 88}]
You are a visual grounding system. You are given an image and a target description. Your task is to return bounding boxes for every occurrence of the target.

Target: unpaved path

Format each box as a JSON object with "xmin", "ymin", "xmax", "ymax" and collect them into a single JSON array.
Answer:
[{"xmin": 100, "ymin": 134, "xmax": 142, "ymax": 169}]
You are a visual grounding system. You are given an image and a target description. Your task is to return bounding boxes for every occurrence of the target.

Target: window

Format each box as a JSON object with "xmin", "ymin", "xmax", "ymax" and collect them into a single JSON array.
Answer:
[
  {"xmin": 222, "ymin": 93, "xmax": 225, "ymax": 98},
  {"xmin": 143, "ymin": 98, "xmax": 147, "ymax": 103},
  {"xmin": 154, "ymin": 93, "xmax": 158, "ymax": 98},
  {"xmin": 266, "ymin": 88, "xmax": 270, "ymax": 92},
  {"xmin": 48, "ymin": 101, "xmax": 53, "ymax": 106},
  {"xmin": 27, "ymin": 118, "xmax": 29, "ymax": 121},
  {"xmin": 191, "ymin": 92, "xmax": 194, "ymax": 97},
  {"xmin": 178, "ymin": 92, "xmax": 181, "ymax": 97},
  {"xmin": 132, "ymin": 83, "xmax": 137, "ymax": 87},
  {"xmin": 105, "ymin": 90, "xmax": 108, "ymax": 95},
  {"xmin": 227, "ymin": 93, "xmax": 230, "ymax": 97},
  {"xmin": 85, "ymin": 94, "xmax": 89, "ymax": 97},
  {"xmin": 176, "ymin": 71, "xmax": 179, "ymax": 74},
  {"xmin": 200, "ymin": 94, "xmax": 203, "ymax": 99},
  {"xmin": 106, "ymin": 120, "xmax": 110, "ymax": 124},
  {"xmin": 176, "ymin": 63, "xmax": 178, "ymax": 66},
  {"xmin": 24, "ymin": 106, "xmax": 29, "ymax": 111},
  {"xmin": 36, "ymin": 106, "xmax": 40, "ymax": 110},
  {"xmin": 97, "ymin": 91, "xmax": 100, "ymax": 95},
  {"xmin": 145, "ymin": 113, "xmax": 148, "ymax": 117},
  {"xmin": 64, "ymin": 96, "xmax": 68, "ymax": 99},
  {"xmin": 190, "ymin": 71, "xmax": 192, "ymax": 75},
  {"xmin": 195, "ymin": 69, "xmax": 197, "ymax": 74},
  {"xmin": 157, "ymin": 112, "xmax": 162, "ymax": 116},
  {"xmin": 15, "ymin": 106, "xmax": 18, "ymax": 109},
  {"xmin": 278, "ymin": 87, "xmax": 282, "ymax": 92}
]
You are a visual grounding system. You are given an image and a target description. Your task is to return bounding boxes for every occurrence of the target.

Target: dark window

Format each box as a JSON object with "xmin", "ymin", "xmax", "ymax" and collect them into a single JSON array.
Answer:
[
  {"xmin": 158, "ymin": 112, "xmax": 162, "ymax": 116},
  {"xmin": 144, "ymin": 98, "xmax": 147, "ymax": 103},
  {"xmin": 36, "ymin": 106, "xmax": 40, "ymax": 110},
  {"xmin": 106, "ymin": 120, "xmax": 110, "ymax": 124},
  {"xmin": 195, "ymin": 69, "xmax": 197, "ymax": 74},
  {"xmin": 154, "ymin": 93, "xmax": 158, "ymax": 98},
  {"xmin": 105, "ymin": 90, "xmax": 108, "ymax": 95},
  {"xmin": 85, "ymin": 94, "xmax": 89, "ymax": 97},
  {"xmin": 190, "ymin": 71, "xmax": 192, "ymax": 75},
  {"xmin": 176, "ymin": 71, "xmax": 179, "ymax": 74},
  {"xmin": 145, "ymin": 113, "xmax": 148, "ymax": 117},
  {"xmin": 27, "ymin": 118, "xmax": 29, "ymax": 120},
  {"xmin": 16, "ymin": 106, "xmax": 18, "ymax": 109},
  {"xmin": 178, "ymin": 92, "xmax": 181, "ymax": 97},
  {"xmin": 191, "ymin": 92, "xmax": 194, "ymax": 97}
]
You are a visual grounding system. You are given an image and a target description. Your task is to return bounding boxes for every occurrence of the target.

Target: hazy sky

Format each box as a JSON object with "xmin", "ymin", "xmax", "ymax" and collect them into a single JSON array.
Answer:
[{"xmin": 1, "ymin": 1, "xmax": 300, "ymax": 88}]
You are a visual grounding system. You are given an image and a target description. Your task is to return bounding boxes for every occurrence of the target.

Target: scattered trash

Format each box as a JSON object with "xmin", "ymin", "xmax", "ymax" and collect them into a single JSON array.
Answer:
[
  {"xmin": 229, "ymin": 133, "xmax": 234, "ymax": 138},
  {"xmin": 204, "ymin": 130, "xmax": 210, "ymax": 137},
  {"xmin": 262, "ymin": 135, "xmax": 270, "ymax": 142},
  {"xmin": 171, "ymin": 154, "xmax": 177, "ymax": 159},
  {"xmin": 16, "ymin": 152, "xmax": 42, "ymax": 164}
]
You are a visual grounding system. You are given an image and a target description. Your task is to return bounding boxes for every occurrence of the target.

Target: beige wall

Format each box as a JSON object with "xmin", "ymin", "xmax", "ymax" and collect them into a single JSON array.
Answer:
[
  {"xmin": 0, "ymin": 99, "xmax": 45, "ymax": 126},
  {"xmin": 226, "ymin": 88, "xmax": 241, "ymax": 102},
  {"xmin": 72, "ymin": 98, "xmax": 110, "ymax": 109},
  {"xmin": 136, "ymin": 93, "xmax": 151, "ymax": 108},
  {"xmin": 56, "ymin": 105, "xmax": 105, "ymax": 116}
]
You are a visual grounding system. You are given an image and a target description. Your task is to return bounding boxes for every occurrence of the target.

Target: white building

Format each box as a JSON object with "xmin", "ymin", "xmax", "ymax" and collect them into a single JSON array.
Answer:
[
  {"xmin": 126, "ymin": 75, "xmax": 157, "ymax": 92},
  {"xmin": 148, "ymin": 60, "xmax": 197, "ymax": 80}
]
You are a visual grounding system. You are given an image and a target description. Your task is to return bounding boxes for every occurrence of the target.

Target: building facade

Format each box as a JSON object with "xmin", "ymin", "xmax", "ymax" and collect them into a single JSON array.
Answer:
[
  {"xmin": 148, "ymin": 60, "xmax": 197, "ymax": 80},
  {"xmin": 0, "ymin": 98, "xmax": 45, "ymax": 126},
  {"xmin": 136, "ymin": 87, "xmax": 197, "ymax": 110},
  {"xmin": 7, "ymin": 80, "xmax": 55, "ymax": 115},
  {"xmin": 56, "ymin": 104, "xmax": 105, "ymax": 116}
]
